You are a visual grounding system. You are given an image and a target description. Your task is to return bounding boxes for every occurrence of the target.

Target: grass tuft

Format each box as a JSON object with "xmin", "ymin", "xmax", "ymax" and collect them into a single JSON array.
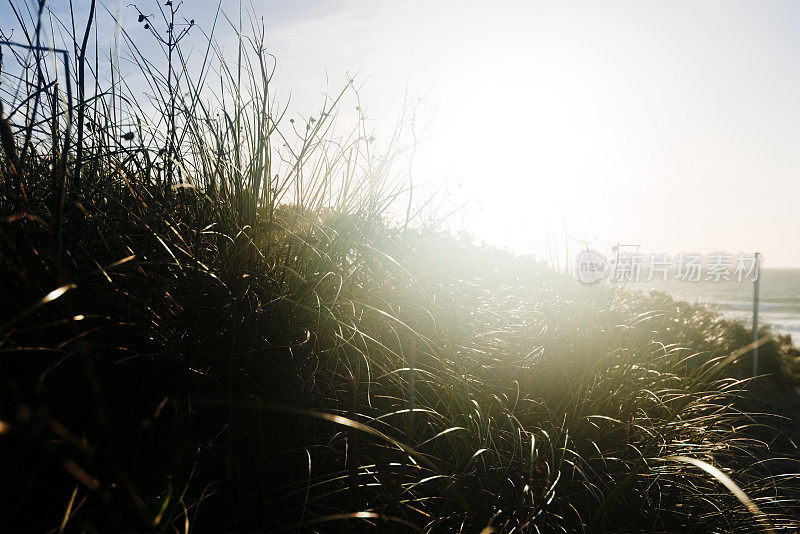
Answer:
[{"xmin": 1, "ymin": 2, "xmax": 799, "ymax": 532}]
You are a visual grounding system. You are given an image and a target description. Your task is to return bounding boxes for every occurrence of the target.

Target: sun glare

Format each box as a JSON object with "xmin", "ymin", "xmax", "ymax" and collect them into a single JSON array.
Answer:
[
  {"xmin": 2, "ymin": 1, "xmax": 800, "ymax": 531},
  {"xmin": 405, "ymin": 19, "xmax": 617, "ymax": 254}
]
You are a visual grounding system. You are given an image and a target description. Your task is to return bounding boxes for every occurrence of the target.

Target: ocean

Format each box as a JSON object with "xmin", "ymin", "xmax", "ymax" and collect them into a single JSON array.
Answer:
[{"xmin": 627, "ymin": 268, "xmax": 800, "ymax": 341}]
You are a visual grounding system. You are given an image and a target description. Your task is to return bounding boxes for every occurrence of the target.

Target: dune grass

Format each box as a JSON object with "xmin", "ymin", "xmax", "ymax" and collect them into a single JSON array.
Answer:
[{"xmin": 2, "ymin": 2, "xmax": 799, "ymax": 532}]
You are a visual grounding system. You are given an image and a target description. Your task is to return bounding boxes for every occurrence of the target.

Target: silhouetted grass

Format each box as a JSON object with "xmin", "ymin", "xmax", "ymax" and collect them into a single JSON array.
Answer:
[{"xmin": 1, "ymin": 2, "xmax": 799, "ymax": 532}]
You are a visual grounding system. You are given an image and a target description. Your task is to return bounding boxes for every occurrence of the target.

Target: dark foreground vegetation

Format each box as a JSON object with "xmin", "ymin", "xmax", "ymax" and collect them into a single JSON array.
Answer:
[{"xmin": 2, "ymin": 2, "xmax": 800, "ymax": 532}]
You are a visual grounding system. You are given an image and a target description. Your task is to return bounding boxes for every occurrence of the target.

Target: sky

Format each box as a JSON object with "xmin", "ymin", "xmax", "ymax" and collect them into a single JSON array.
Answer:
[{"xmin": 3, "ymin": 0, "xmax": 799, "ymax": 266}]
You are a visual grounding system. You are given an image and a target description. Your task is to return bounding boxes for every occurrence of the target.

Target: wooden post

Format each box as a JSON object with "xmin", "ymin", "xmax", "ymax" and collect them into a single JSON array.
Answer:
[{"xmin": 752, "ymin": 252, "xmax": 760, "ymax": 376}]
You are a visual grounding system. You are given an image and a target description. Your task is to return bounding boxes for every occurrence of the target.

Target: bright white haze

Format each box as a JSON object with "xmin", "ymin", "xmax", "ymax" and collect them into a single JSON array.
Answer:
[
  {"xmin": 12, "ymin": 0, "xmax": 800, "ymax": 266},
  {"xmin": 259, "ymin": 0, "xmax": 800, "ymax": 267}
]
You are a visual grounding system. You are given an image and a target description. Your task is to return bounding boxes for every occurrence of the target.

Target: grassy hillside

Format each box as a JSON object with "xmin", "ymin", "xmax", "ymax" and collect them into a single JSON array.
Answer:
[{"xmin": 2, "ymin": 3, "xmax": 799, "ymax": 531}]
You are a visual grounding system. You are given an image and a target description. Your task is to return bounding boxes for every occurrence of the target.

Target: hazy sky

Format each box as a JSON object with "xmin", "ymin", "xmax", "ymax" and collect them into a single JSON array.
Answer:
[
  {"xmin": 4, "ymin": 0, "xmax": 799, "ymax": 266},
  {"xmin": 253, "ymin": 0, "xmax": 800, "ymax": 267}
]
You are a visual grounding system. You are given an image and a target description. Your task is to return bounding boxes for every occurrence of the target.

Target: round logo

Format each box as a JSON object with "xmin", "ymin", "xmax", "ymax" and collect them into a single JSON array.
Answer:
[{"xmin": 575, "ymin": 248, "xmax": 607, "ymax": 284}]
